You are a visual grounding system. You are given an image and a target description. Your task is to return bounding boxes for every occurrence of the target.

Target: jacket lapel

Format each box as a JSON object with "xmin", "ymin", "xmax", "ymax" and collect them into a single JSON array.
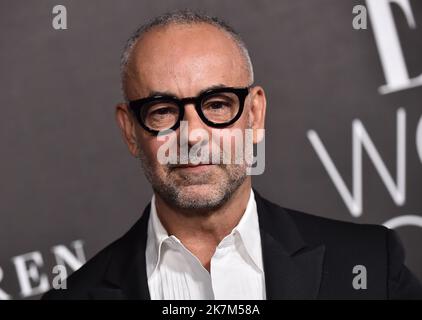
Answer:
[
  {"xmin": 254, "ymin": 190, "xmax": 325, "ymax": 299},
  {"xmin": 94, "ymin": 204, "xmax": 152, "ymax": 299}
]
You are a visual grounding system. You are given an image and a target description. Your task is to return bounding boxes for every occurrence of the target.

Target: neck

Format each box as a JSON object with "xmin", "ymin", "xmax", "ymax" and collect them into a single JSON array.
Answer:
[{"xmin": 154, "ymin": 178, "xmax": 252, "ymax": 271}]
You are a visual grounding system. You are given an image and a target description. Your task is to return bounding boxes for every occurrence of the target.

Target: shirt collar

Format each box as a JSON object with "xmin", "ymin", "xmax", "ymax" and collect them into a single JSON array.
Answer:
[
  {"xmin": 233, "ymin": 189, "xmax": 264, "ymax": 271},
  {"xmin": 145, "ymin": 193, "xmax": 172, "ymax": 278},
  {"xmin": 145, "ymin": 189, "xmax": 264, "ymax": 277}
]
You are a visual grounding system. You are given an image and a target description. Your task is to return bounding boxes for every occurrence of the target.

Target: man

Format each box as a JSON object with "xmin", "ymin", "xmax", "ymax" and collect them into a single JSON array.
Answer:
[{"xmin": 43, "ymin": 10, "xmax": 422, "ymax": 300}]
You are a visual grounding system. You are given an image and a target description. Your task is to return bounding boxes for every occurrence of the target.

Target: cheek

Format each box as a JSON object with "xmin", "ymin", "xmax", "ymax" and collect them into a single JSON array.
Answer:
[
  {"xmin": 136, "ymin": 131, "xmax": 160, "ymax": 161},
  {"xmin": 144, "ymin": 141, "xmax": 161, "ymax": 165},
  {"xmin": 139, "ymin": 132, "xmax": 178, "ymax": 166},
  {"xmin": 211, "ymin": 127, "xmax": 249, "ymax": 157}
]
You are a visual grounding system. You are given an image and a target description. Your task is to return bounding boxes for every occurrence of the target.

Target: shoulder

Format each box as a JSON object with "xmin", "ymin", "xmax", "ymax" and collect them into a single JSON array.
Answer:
[
  {"xmin": 261, "ymin": 195, "xmax": 391, "ymax": 271},
  {"xmin": 260, "ymin": 194, "xmax": 389, "ymax": 246},
  {"xmin": 285, "ymin": 205, "xmax": 389, "ymax": 244},
  {"xmin": 286, "ymin": 207, "xmax": 422, "ymax": 298}
]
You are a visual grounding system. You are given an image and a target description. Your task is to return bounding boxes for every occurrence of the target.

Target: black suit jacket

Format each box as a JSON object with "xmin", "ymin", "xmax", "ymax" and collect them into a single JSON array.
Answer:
[{"xmin": 42, "ymin": 190, "xmax": 422, "ymax": 299}]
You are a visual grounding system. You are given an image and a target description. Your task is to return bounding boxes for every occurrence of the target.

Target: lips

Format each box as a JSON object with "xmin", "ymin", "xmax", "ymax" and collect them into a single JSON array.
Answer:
[
  {"xmin": 175, "ymin": 163, "xmax": 212, "ymax": 168},
  {"xmin": 171, "ymin": 163, "xmax": 214, "ymax": 172}
]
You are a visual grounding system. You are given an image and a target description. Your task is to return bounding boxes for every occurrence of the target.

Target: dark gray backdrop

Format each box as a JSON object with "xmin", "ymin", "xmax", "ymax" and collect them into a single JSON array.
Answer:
[{"xmin": 0, "ymin": 0, "xmax": 421, "ymax": 299}]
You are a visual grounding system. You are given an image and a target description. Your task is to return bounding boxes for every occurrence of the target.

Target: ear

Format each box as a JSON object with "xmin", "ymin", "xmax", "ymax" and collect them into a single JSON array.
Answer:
[
  {"xmin": 247, "ymin": 86, "xmax": 266, "ymax": 144},
  {"xmin": 115, "ymin": 103, "xmax": 140, "ymax": 157}
]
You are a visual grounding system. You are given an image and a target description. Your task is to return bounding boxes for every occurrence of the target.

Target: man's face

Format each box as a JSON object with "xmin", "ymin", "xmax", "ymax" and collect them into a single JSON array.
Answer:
[{"xmin": 119, "ymin": 23, "xmax": 264, "ymax": 211}]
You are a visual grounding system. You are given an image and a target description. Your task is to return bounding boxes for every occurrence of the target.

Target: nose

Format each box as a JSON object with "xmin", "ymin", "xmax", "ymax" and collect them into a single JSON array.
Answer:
[{"xmin": 182, "ymin": 104, "xmax": 211, "ymax": 147}]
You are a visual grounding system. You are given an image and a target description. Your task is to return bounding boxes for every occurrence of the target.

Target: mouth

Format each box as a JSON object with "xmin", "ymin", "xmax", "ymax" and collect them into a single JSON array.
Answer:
[{"xmin": 172, "ymin": 163, "xmax": 215, "ymax": 173}]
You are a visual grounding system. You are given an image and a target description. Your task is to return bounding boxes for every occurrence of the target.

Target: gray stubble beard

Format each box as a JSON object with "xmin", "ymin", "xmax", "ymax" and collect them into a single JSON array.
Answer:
[{"xmin": 136, "ymin": 147, "xmax": 247, "ymax": 214}]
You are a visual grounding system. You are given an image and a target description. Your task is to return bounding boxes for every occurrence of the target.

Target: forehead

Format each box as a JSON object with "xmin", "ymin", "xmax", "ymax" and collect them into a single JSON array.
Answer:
[{"xmin": 125, "ymin": 23, "xmax": 249, "ymax": 99}]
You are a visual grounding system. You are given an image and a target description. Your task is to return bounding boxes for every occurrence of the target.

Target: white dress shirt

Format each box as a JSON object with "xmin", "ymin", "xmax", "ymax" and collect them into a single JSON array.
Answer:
[{"xmin": 145, "ymin": 189, "xmax": 266, "ymax": 300}]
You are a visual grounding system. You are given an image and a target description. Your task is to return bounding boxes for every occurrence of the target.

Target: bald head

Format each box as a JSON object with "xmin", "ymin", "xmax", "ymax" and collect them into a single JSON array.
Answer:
[{"xmin": 120, "ymin": 11, "xmax": 254, "ymax": 101}]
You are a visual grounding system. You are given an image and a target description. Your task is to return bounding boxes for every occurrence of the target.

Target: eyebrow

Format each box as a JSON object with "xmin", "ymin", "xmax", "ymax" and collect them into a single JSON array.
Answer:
[{"xmin": 145, "ymin": 83, "xmax": 228, "ymax": 99}]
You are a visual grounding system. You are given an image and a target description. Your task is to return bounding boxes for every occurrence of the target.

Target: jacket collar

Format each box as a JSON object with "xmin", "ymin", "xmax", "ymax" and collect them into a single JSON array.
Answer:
[
  {"xmin": 98, "ymin": 190, "xmax": 325, "ymax": 299},
  {"xmin": 98, "ymin": 205, "xmax": 151, "ymax": 300},
  {"xmin": 254, "ymin": 189, "xmax": 325, "ymax": 299}
]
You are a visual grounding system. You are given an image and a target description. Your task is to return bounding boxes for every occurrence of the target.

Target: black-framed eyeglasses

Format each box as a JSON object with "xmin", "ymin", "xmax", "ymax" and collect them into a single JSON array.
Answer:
[{"xmin": 128, "ymin": 86, "xmax": 251, "ymax": 135}]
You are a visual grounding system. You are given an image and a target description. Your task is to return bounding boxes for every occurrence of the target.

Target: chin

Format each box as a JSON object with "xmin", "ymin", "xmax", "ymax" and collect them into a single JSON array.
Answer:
[
  {"xmin": 174, "ymin": 184, "xmax": 225, "ymax": 208},
  {"xmin": 179, "ymin": 184, "xmax": 217, "ymax": 197}
]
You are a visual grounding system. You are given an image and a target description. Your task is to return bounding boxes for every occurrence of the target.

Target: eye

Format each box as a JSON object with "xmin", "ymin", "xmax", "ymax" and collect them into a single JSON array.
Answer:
[
  {"xmin": 209, "ymin": 101, "xmax": 228, "ymax": 109},
  {"xmin": 203, "ymin": 100, "xmax": 233, "ymax": 112},
  {"xmin": 149, "ymin": 105, "xmax": 178, "ymax": 118},
  {"xmin": 152, "ymin": 107, "xmax": 176, "ymax": 115}
]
